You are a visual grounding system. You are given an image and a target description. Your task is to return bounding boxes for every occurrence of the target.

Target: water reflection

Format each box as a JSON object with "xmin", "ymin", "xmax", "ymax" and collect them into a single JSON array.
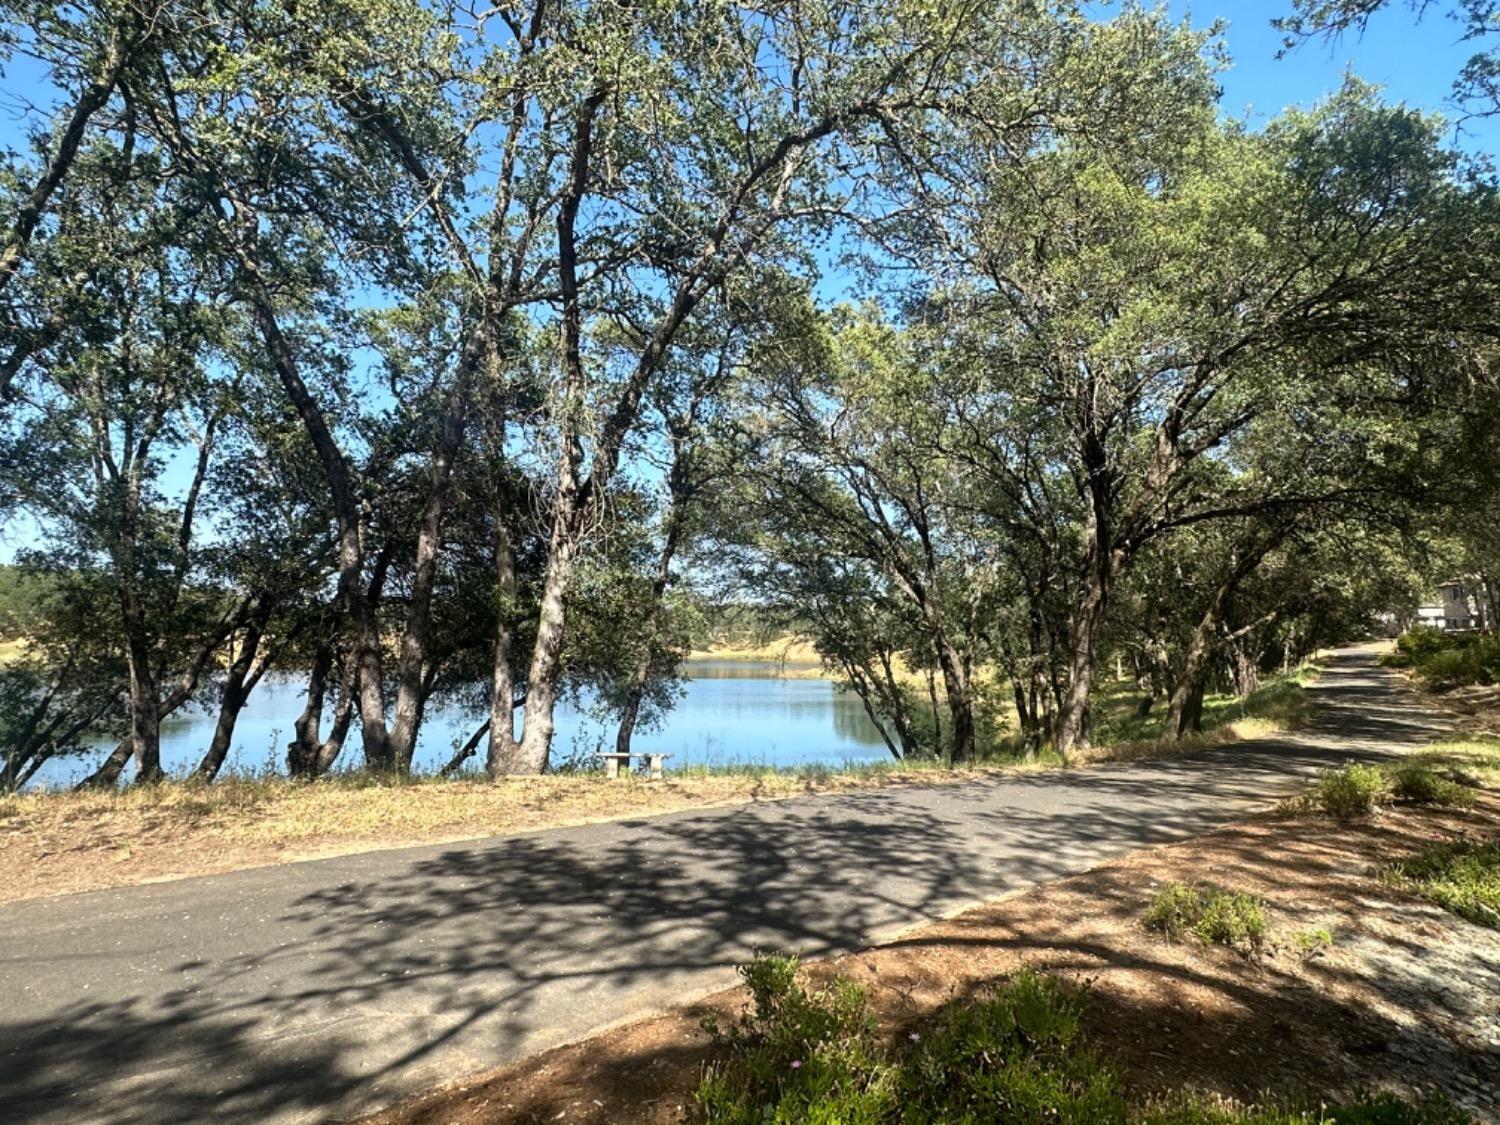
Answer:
[{"xmin": 35, "ymin": 660, "xmax": 889, "ymax": 787}]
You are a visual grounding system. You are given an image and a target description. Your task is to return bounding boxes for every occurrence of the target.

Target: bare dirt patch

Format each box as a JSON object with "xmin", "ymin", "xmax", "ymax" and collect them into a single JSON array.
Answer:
[{"xmin": 353, "ymin": 792, "xmax": 1500, "ymax": 1125}]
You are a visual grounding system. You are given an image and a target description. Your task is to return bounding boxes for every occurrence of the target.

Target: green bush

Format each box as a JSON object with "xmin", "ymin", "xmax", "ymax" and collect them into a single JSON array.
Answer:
[
  {"xmin": 1386, "ymin": 840, "xmax": 1500, "ymax": 929},
  {"xmin": 1144, "ymin": 883, "xmax": 1268, "ymax": 953},
  {"xmin": 1391, "ymin": 628, "xmax": 1500, "ymax": 691},
  {"xmin": 1388, "ymin": 764, "xmax": 1475, "ymax": 808},
  {"xmin": 695, "ymin": 954, "xmax": 894, "ymax": 1123},
  {"xmin": 896, "ymin": 972, "xmax": 1124, "ymax": 1123},
  {"xmin": 697, "ymin": 958, "xmax": 1472, "ymax": 1123},
  {"xmin": 1313, "ymin": 764, "xmax": 1388, "ymax": 820},
  {"xmin": 1397, "ymin": 626, "xmax": 1452, "ymax": 662}
]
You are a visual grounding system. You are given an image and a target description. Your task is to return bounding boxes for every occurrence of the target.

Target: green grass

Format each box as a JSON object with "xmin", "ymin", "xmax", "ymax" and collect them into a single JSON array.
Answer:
[
  {"xmin": 1144, "ymin": 883, "xmax": 1270, "ymax": 954},
  {"xmin": 695, "ymin": 956, "xmax": 1469, "ymax": 1124},
  {"xmin": 1398, "ymin": 735, "xmax": 1500, "ymax": 788},
  {"xmin": 1091, "ymin": 668, "xmax": 1317, "ymax": 752},
  {"xmin": 1385, "ymin": 839, "xmax": 1500, "ymax": 929}
]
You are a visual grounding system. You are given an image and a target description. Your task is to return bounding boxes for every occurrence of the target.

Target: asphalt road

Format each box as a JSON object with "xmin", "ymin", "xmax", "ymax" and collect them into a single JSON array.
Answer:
[{"xmin": 0, "ymin": 646, "xmax": 1448, "ymax": 1124}]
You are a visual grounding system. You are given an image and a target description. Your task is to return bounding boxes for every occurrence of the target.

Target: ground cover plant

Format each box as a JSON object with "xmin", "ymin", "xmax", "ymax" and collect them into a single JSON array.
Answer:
[
  {"xmin": 695, "ymin": 956, "xmax": 1469, "ymax": 1124},
  {"xmin": 1385, "ymin": 839, "xmax": 1500, "ymax": 929},
  {"xmin": 1144, "ymin": 883, "xmax": 1270, "ymax": 953},
  {"xmin": 1383, "ymin": 629, "xmax": 1500, "ymax": 691}
]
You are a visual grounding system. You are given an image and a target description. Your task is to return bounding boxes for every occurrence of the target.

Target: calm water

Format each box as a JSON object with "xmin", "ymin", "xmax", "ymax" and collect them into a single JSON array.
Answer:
[{"xmin": 33, "ymin": 660, "xmax": 890, "ymax": 787}]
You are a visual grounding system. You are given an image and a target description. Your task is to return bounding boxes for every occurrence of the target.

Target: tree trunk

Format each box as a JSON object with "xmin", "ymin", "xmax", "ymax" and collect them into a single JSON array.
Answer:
[
  {"xmin": 193, "ymin": 614, "xmax": 267, "ymax": 782},
  {"xmin": 1228, "ymin": 639, "xmax": 1261, "ymax": 698},
  {"xmin": 288, "ymin": 640, "xmax": 334, "ymax": 777},
  {"xmin": 387, "ymin": 327, "xmax": 485, "ymax": 774},
  {"xmin": 613, "ymin": 500, "xmax": 686, "ymax": 758},
  {"xmin": 77, "ymin": 736, "xmax": 134, "ymax": 790},
  {"xmin": 1180, "ymin": 679, "xmax": 1206, "ymax": 734},
  {"xmin": 125, "ymin": 636, "xmax": 163, "ymax": 783},
  {"xmin": 936, "ymin": 638, "xmax": 977, "ymax": 762},
  {"xmin": 486, "ymin": 516, "xmax": 522, "ymax": 777},
  {"xmin": 1055, "ymin": 580, "xmax": 1107, "ymax": 759},
  {"xmin": 288, "ymin": 640, "xmax": 357, "ymax": 779},
  {"xmin": 511, "ymin": 537, "xmax": 575, "ymax": 774},
  {"xmin": 1167, "ymin": 540, "xmax": 1273, "ymax": 738}
]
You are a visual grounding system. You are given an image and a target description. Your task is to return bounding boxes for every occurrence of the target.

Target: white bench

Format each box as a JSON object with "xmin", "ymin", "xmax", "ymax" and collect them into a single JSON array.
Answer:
[{"xmin": 594, "ymin": 751, "xmax": 672, "ymax": 779}]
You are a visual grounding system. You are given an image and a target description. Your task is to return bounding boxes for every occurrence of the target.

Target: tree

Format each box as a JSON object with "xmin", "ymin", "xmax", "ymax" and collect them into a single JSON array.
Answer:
[
  {"xmin": 1276, "ymin": 1, "xmax": 1499, "ymax": 120},
  {"xmin": 872, "ymin": 20, "xmax": 1500, "ymax": 754}
]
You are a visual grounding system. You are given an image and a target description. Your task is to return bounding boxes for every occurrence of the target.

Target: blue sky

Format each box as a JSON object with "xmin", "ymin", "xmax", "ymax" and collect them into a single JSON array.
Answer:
[{"xmin": 1158, "ymin": 1, "xmax": 1499, "ymax": 155}]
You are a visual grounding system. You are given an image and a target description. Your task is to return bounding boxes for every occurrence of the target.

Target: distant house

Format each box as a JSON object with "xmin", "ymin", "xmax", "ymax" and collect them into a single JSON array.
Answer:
[{"xmin": 1415, "ymin": 579, "xmax": 1491, "ymax": 632}]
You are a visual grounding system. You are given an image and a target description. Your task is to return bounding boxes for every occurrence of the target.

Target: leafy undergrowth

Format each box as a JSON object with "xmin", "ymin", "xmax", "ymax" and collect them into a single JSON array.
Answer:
[
  {"xmin": 1385, "ymin": 839, "xmax": 1500, "ymax": 930},
  {"xmin": 695, "ymin": 956, "xmax": 1468, "ymax": 1124},
  {"xmin": 1079, "ymin": 670, "xmax": 1316, "ymax": 766},
  {"xmin": 1382, "ymin": 628, "xmax": 1500, "ymax": 692},
  {"xmin": 1144, "ymin": 883, "xmax": 1269, "ymax": 954},
  {"xmin": 1292, "ymin": 739, "xmax": 1500, "ymax": 821}
]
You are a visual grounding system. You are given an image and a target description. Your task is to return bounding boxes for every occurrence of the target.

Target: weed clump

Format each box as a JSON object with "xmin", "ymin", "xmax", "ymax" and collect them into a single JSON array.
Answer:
[
  {"xmin": 1388, "ymin": 764, "xmax": 1474, "ymax": 808},
  {"xmin": 1144, "ymin": 882, "xmax": 1269, "ymax": 953},
  {"xmin": 1386, "ymin": 839, "xmax": 1500, "ymax": 930}
]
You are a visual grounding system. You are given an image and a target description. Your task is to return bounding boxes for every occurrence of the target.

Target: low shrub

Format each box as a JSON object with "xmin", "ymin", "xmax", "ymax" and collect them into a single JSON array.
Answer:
[
  {"xmin": 1397, "ymin": 626, "xmax": 1452, "ymax": 662},
  {"xmin": 1144, "ymin": 882, "xmax": 1269, "ymax": 953},
  {"xmin": 1293, "ymin": 928, "xmax": 1334, "ymax": 958},
  {"xmin": 695, "ymin": 954, "xmax": 893, "ymax": 1123},
  {"xmin": 1313, "ymin": 764, "xmax": 1387, "ymax": 820},
  {"xmin": 1386, "ymin": 839, "xmax": 1500, "ymax": 929},
  {"xmin": 1388, "ymin": 764, "xmax": 1474, "ymax": 808},
  {"xmin": 697, "ymin": 957, "xmax": 1471, "ymax": 1123},
  {"xmin": 1390, "ymin": 628, "xmax": 1500, "ymax": 691}
]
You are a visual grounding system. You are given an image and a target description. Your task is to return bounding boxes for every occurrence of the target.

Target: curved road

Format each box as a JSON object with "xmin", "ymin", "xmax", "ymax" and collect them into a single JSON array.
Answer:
[{"xmin": 0, "ymin": 646, "xmax": 1448, "ymax": 1123}]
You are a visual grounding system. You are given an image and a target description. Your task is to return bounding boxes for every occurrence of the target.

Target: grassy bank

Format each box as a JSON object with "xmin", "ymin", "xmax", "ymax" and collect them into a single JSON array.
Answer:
[{"xmin": 1, "ymin": 671, "xmax": 1317, "ymax": 903}]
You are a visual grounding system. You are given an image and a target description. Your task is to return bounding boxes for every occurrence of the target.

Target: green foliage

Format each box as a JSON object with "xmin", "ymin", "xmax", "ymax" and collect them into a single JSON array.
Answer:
[
  {"xmin": 1386, "ymin": 840, "xmax": 1500, "ymax": 929},
  {"xmin": 1312, "ymin": 764, "xmax": 1389, "ymax": 820},
  {"xmin": 896, "ymin": 972, "xmax": 1122, "ymax": 1124},
  {"xmin": 1386, "ymin": 629, "xmax": 1500, "ymax": 690},
  {"xmin": 1144, "ymin": 1090, "xmax": 1471, "ymax": 1123},
  {"xmin": 696, "ymin": 955, "xmax": 894, "ymax": 1123},
  {"xmin": 1144, "ymin": 883, "xmax": 1270, "ymax": 953},
  {"xmin": 697, "ymin": 958, "xmax": 1469, "ymax": 1124},
  {"xmin": 1398, "ymin": 626, "xmax": 1453, "ymax": 662},
  {"xmin": 1388, "ymin": 764, "xmax": 1475, "ymax": 807},
  {"xmin": 1293, "ymin": 928, "xmax": 1335, "ymax": 957}
]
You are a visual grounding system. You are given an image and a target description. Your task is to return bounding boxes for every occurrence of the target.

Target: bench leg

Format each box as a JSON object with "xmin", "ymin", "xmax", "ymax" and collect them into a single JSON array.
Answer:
[
  {"xmin": 649, "ymin": 754, "xmax": 664, "ymax": 779},
  {"xmin": 605, "ymin": 757, "xmax": 620, "ymax": 780}
]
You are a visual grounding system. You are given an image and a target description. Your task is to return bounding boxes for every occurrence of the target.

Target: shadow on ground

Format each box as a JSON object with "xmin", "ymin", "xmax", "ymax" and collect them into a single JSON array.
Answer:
[{"xmin": 0, "ymin": 649, "xmax": 1455, "ymax": 1124}]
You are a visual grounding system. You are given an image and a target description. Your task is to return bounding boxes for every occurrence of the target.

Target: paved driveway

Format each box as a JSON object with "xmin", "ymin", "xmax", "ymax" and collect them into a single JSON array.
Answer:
[{"xmin": 0, "ymin": 646, "xmax": 1447, "ymax": 1123}]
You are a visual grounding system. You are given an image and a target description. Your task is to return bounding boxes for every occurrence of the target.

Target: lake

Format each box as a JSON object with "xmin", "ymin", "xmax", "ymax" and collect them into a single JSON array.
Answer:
[{"xmin": 32, "ymin": 660, "xmax": 892, "ymax": 787}]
